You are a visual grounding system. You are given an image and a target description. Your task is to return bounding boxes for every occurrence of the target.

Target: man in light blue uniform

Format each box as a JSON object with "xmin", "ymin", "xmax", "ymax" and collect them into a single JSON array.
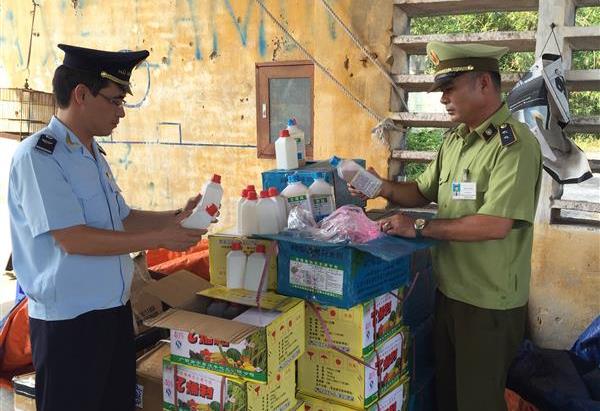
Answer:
[{"xmin": 8, "ymin": 44, "xmax": 207, "ymax": 411}]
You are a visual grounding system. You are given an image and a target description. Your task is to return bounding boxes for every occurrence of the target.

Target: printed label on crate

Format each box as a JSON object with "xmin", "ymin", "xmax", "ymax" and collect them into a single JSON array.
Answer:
[
  {"xmin": 374, "ymin": 289, "xmax": 403, "ymax": 345},
  {"xmin": 377, "ymin": 333, "xmax": 404, "ymax": 396},
  {"xmin": 171, "ymin": 329, "xmax": 266, "ymax": 382},
  {"xmin": 311, "ymin": 195, "xmax": 335, "ymax": 219},
  {"xmin": 175, "ymin": 364, "xmax": 245, "ymax": 410},
  {"xmin": 289, "ymin": 257, "xmax": 344, "ymax": 297}
]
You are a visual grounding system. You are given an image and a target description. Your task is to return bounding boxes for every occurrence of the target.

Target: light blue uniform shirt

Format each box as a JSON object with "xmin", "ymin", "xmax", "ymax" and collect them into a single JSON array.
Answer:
[{"xmin": 8, "ymin": 116, "xmax": 134, "ymax": 320}]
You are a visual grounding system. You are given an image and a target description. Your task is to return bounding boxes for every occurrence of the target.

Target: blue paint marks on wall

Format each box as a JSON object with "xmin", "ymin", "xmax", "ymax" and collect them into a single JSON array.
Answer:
[
  {"xmin": 185, "ymin": 0, "xmax": 203, "ymax": 60},
  {"xmin": 223, "ymin": 0, "xmax": 254, "ymax": 47},
  {"xmin": 259, "ymin": 8, "xmax": 267, "ymax": 57},
  {"xmin": 60, "ymin": 0, "xmax": 67, "ymax": 13},
  {"xmin": 81, "ymin": 31, "xmax": 90, "ymax": 37},
  {"xmin": 118, "ymin": 143, "xmax": 132, "ymax": 170},
  {"xmin": 212, "ymin": 32, "xmax": 219, "ymax": 57},
  {"xmin": 327, "ymin": 14, "xmax": 337, "ymax": 39},
  {"xmin": 6, "ymin": 9, "xmax": 14, "ymax": 21}
]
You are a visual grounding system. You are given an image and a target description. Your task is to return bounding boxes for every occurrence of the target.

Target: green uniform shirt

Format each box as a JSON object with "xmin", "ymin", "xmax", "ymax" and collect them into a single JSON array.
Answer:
[{"xmin": 416, "ymin": 103, "xmax": 542, "ymax": 310}]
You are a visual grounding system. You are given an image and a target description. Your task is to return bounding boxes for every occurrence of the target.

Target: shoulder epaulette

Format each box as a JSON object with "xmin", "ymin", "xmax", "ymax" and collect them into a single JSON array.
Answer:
[
  {"xmin": 499, "ymin": 123, "xmax": 517, "ymax": 147},
  {"xmin": 34, "ymin": 134, "xmax": 57, "ymax": 155}
]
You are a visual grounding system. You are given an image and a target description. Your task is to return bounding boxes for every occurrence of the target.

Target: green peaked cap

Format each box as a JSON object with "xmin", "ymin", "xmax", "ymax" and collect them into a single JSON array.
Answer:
[{"xmin": 426, "ymin": 41, "xmax": 508, "ymax": 92}]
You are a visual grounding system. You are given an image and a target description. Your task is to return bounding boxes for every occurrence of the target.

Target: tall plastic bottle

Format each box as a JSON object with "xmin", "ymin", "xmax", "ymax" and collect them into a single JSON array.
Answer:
[
  {"xmin": 198, "ymin": 174, "xmax": 223, "ymax": 211},
  {"xmin": 243, "ymin": 244, "xmax": 268, "ymax": 292},
  {"xmin": 226, "ymin": 241, "xmax": 246, "ymax": 289},
  {"xmin": 239, "ymin": 191, "xmax": 258, "ymax": 235},
  {"xmin": 308, "ymin": 172, "xmax": 336, "ymax": 221},
  {"xmin": 287, "ymin": 118, "xmax": 306, "ymax": 167},
  {"xmin": 280, "ymin": 174, "xmax": 311, "ymax": 214},
  {"xmin": 236, "ymin": 189, "xmax": 248, "ymax": 234},
  {"xmin": 181, "ymin": 203, "xmax": 219, "ymax": 229},
  {"xmin": 275, "ymin": 129, "xmax": 298, "ymax": 170},
  {"xmin": 268, "ymin": 187, "xmax": 288, "ymax": 230},
  {"xmin": 256, "ymin": 190, "xmax": 280, "ymax": 234},
  {"xmin": 329, "ymin": 156, "xmax": 383, "ymax": 199}
]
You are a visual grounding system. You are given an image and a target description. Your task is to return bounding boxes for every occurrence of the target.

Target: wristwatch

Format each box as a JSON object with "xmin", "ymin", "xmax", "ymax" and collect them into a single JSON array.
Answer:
[{"xmin": 413, "ymin": 218, "xmax": 428, "ymax": 238}]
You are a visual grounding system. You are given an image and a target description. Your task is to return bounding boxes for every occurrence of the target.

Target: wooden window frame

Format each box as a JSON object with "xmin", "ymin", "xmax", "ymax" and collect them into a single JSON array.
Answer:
[{"xmin": 255, "ymin": 60, "xmax": 314, "ymax": 159}]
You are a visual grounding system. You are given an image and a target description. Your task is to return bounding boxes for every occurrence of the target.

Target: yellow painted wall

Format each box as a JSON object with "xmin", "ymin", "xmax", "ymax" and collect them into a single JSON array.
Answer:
[
  {"xmin": 1, "ymin": 0, "xmax": 391, "ymax": 230},
  {"xmin": 530, "ymin": 223, "xmax": 600, "ymax": 349}
]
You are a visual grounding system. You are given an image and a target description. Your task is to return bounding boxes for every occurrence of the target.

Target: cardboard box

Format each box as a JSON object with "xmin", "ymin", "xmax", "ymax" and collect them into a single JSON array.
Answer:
[
  {"xmin": 130, "ymin": 252, "xmax": 164, "ymax": 336},
  {"xmin": 144, "ymin": 270, "xmax": 305, "ymax": 384},
  {"xmin": 163, "ymin": 356, "xmax": 297, "ymax": 411},
  {"xmin": 298, "ymin": 378, "xmax": 409, "ymax": 411},
  {"xmin": 208, "ymin": 231, "xmax": 278, "ymax": 290},
  {"xmin": 135, "ymin": 341, "xmax": 170, "ymax": 411},
  {"xmin": 298, "ymin": 329, "xmax": 408, "ymax": 409},
  {"xmin": 261, "ymin": 160, "xmax": 367, "ymax": 210},
  {"xmin": 305, "ymin": 287, "xmax": 403, "ymax": 357}
]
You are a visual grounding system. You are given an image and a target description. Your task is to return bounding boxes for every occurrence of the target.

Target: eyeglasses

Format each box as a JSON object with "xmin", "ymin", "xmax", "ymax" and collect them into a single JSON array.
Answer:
[{"xmin": 97, "ymin": 92, "xmax": 127, "ymax": 108}]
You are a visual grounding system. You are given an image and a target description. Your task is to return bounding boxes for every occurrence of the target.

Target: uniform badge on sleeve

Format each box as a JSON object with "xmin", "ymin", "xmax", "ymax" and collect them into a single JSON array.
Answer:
[
  {"xmin": 499, "ymin": 123, "xmax": 517, "ymax": 147},
  {"xmin": 34, "ymin": 134, "xmax": 57, "ymax": 154}
]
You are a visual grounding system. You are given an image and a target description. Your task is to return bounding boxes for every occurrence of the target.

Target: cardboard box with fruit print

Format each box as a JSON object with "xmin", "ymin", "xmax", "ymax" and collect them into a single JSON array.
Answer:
[
  {"xmin": 305, "ymin": 288, "xmax": 404, "ymax": 358},
  {"xmin": 298, "ymin": 329, "xmax": 408, "ymax": 409},
  {"xmin": 144, "ymin": 270, "xmax": 304, "ymax": 385},
  {"xmin": 297, "ymin": 376, "xmax": 409, "ymax": 411},
  {"xmin": 162, "ymin": 355, "xmax": 297, "ymax": 411}
]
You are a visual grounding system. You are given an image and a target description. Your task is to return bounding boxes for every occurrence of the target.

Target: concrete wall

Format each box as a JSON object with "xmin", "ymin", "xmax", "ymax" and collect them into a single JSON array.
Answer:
[{"xmin": 1, "ymin": 0, "xmax": 391, "ymax": 229}]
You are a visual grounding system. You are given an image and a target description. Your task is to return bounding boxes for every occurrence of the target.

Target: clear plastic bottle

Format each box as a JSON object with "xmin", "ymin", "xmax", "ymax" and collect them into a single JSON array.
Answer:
[
  {"xmin": 275, "ymin": 129, "xmax": 299, "ymax": 170},
  {"xmin": 243, "ymin": 244, "xmax": 268, "ymax": 292},
  {"xmin": 268, "ymin": 187, "xmax": 288, "ymax": 231},
  {"xmin": 256, "ymin": 190, "xmax": 280, "ymax": 234},
  {"xmin": 280, "ymin": 174, "xmax": 311, "ymax": 214},
  {"xmin": 181, "ymin": 203, "xmax": 219, "ymax": 229},
  {"xmin": 287, "ymin": 118, "xmax": 306, "ymax": 167},
  {"xmin": 198, "ymin": 174, "xmax": 223, "ymax": 211},
  {"xmin": 329, "ymin": 156, "xmax": 382, "ymax": 199},
  {"xmin": 239, "ymin": 191, "xmax": 258, "ymax": 235},
  {"xmin": 308, "ymin": 172, "xmax": 336, "ymax": 221},
  {"xmin": 226, "ymin": 241, "xmax": 246, "ymax": 289},
  {"xmin": 236, "ymin": 189, "xmax": 248, "ymax": 235}
]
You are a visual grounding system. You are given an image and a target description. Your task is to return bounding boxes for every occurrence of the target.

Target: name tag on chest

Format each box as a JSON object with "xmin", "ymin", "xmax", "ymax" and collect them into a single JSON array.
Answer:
[{"xmin": 452, "ymin": 181, "xmax": 477, "ymax": 200}]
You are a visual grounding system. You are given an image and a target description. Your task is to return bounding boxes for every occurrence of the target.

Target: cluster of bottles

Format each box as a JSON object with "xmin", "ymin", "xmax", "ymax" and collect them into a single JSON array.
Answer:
[
  {"xmin": 280, "ymin": 172, "xmax": 336, "ymax": 222},
  {"xmin": 226, "ymin": 241, "xmax": 268, "ymax": 292},
  {"xmin": 275, "ymin": 118, "xmax": 306, "ymax": 170},
  {"xmin": 237, "ymin": 185, "xmax": 287, "ymax": 235},
  {"xmin": 181, "ymin": 174, "xmax": 223, "ymax": 229}
]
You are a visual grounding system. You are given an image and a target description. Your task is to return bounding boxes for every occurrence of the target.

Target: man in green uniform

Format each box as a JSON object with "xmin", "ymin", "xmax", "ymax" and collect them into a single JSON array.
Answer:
[{"xmin": 350, "ymin": 42, "xmax": 542, "ymax": 410}]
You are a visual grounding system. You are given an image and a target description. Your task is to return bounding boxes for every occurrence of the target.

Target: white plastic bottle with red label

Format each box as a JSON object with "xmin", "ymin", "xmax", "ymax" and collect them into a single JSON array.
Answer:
[
  {"xmin": 268, "ymin": 187, "xmax": 288, "ymax": 230},
  {"xmin": 239, "ymin": 191, "xmax": 258, "ymax": 235},
  {"xmin": 256, "ymin": 190, "xmax": 280, "ymax": 234},
  {"xmin": 236, "ymin": 189, "xmax": 248, "ymax": 235},
  {"xmin": 281, "ymin": 174, "xmax": 311, "ymax": 214},
  {"xmin": 287, "ymin": 118, "xmax": 306, "ymax": 167},
  {"xmin": 329, "ymin": 156, "xmax": 382, "ymax": 199},
  {"xmin": 226, "ymin": 241, "xmax": 246, "ymax": 289},
  {"xmin": 308, "ymin": 172, "xmax": 336, "ymax": 221},
  {"xmin": 275, "ymin": 129, "xmax": 299, "ymax": 170},
  {"xmin": 198, "ymin": 174, "xmax": 223, "ymax": 211},
  {"xmin": 181, "ymin": 203, "xmax": 218, "ymax": 229},
  {"xmin": 243, "ymin": 244, "xmax": 268, "ymax": 292}
]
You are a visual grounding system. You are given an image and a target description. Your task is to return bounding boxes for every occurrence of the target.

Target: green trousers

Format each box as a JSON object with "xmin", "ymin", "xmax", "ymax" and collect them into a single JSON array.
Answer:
[{"xmin": 434, "ymin": 291, "xmax": 527, "ymax": 411}]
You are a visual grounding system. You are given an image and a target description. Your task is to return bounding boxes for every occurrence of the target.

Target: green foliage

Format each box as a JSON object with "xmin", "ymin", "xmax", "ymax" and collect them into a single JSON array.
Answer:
[
  {"xmin": 411, "ymin": 11, "xmax": 537, "ymax": 35},
  {"xmin": 576, "ymin": 7, "xmax": 600, "ymax": 26},
  {"xmin": 404, "ymin": 129, "xmax": 443, "ymax": 180}
]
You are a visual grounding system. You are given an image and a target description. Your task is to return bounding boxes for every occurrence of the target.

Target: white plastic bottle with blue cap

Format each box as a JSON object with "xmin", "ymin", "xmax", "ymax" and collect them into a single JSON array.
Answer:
[
  {"xmin": 287, "ymin": 118, "xmax": 306, "ymax": 167},
  {"xmin": 280, "ymin": 174, "xmax": 311, "ymax": 214},
  {"xmin": 329, "ymin": 156, "xmax": 382, "ymax": 199},
  {"xmin": 308, "ymin": 172, "xmax": 336, "ymax": 221}
]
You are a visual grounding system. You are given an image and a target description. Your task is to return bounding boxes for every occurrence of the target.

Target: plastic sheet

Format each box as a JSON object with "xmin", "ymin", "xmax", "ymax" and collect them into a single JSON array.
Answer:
[{"xmin": 286, "ymin": 204, "xmax": 382, "ymax": 244}]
